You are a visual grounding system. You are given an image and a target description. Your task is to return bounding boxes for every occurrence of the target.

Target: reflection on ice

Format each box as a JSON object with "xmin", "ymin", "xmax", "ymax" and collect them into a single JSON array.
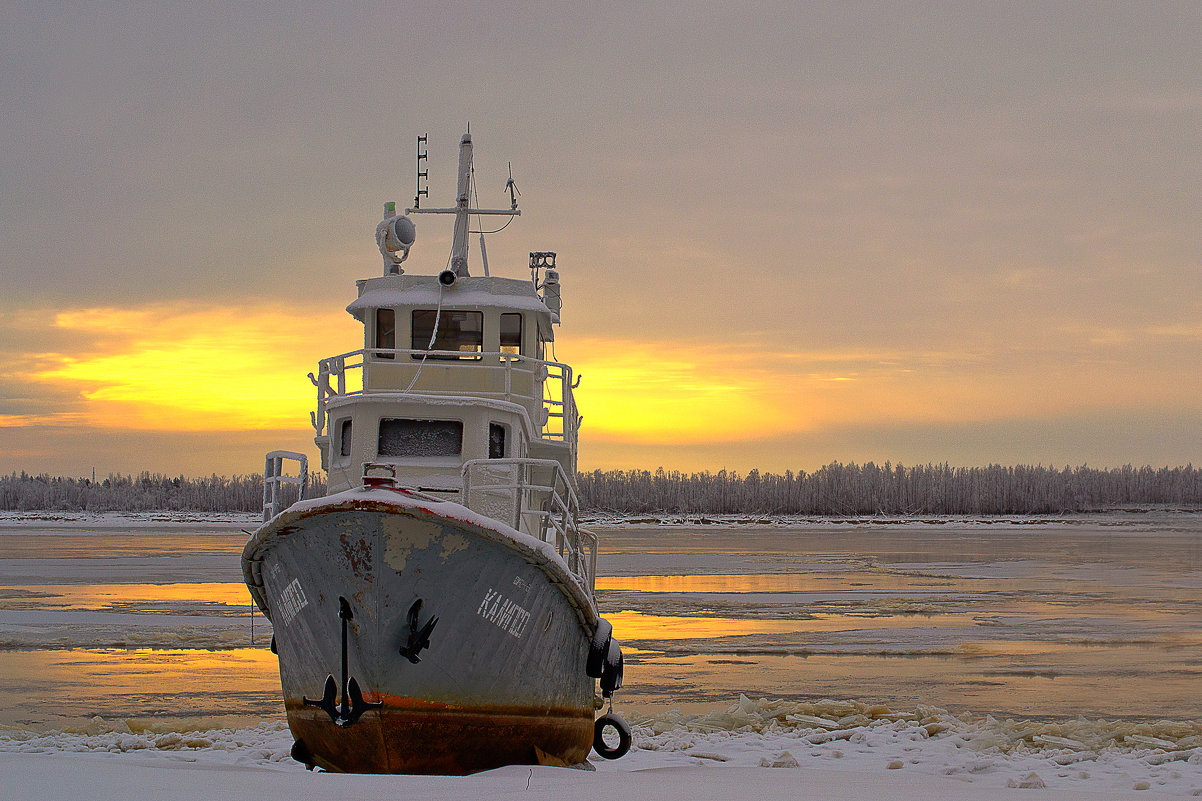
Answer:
[
  {"xmin": 0, "ymin": 582, "xmax": 252, "ymax": 613},
  {"xmin": 604, "ymin": 610, "xmax": 979, "ymax": 640},
  {"xmin": 0, "ymin": 648, "xmax": 282, "ymax": 730},
  {"xmin": 0, "ymin": 513, "xmax": 1199, "ymax": 730}
]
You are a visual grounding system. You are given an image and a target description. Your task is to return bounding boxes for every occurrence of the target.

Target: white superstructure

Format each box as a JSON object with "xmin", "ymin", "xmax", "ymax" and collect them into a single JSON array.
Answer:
[{"xmin": 295, "ymin": 129, "xmax": 586, "ymax": 574}]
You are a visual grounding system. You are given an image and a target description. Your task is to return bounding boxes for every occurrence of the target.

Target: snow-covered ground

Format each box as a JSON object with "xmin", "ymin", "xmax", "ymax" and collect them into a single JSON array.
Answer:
[
  {"xmin": 0, "ymin": 510, "xmax": 261, "ymax": 527},
  {"xmin": 2, "ymin": 695, "xmax": 1200, "ymax": 799},
  {"xmin": 580, "ymin": 509, "xmax": 1202, "ymax": 529}
]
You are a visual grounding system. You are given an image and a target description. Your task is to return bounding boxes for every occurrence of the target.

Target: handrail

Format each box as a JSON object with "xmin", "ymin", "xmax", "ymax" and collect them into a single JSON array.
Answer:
[
  {"xmin": 263, "ymin": 450, "xmax": 308, "ymax": 522},
  {"xmin": 461, "ymin": 457, "xmax": 594, "ymax": 590},
  {"xmin": 310, "ymin": 348, "xmax": 577, "ymax": 447}
]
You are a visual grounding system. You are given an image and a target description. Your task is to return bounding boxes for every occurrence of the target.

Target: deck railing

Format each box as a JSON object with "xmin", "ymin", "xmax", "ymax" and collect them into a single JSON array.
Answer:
[
  {"xmin": 309, "ymin": 348, "xmax": 577, "ymax": 446},
  {"xmin": 461, "ymin": 458, "xmax": 596, "ymax": 589},
  {"xmin": 263, "ymin": 450, "xmax": 308, "ymax": 522}
]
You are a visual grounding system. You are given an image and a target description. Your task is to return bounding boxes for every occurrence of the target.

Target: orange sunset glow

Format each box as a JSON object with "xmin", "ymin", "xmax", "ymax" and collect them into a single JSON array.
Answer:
[{"xmin": 28, "ymin": 306, "xmax": 354, "ymax": 430}]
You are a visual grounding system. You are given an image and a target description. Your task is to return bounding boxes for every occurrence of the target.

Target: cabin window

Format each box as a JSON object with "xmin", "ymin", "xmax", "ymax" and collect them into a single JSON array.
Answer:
[
  {"xmin": 338, "ymin": 419, "xmax": 353, "ymax": 458},
  {"xmin": 411, "ymin": 310, "xmax": 483, "ymax": 359},
  {"xmin": 375, "ymin": 308, "xmax": 396, "ymax": 359},
  {"xmin": 378, "ymin": 418, "xmax": 462, "ymax": 457},
  {"xmin": 500, "ymin": 313, "xmax": 523, "ymax": 358},
  {"xmin": 488, "ymin": 423, "xmax": 507, "ymax": 459}
]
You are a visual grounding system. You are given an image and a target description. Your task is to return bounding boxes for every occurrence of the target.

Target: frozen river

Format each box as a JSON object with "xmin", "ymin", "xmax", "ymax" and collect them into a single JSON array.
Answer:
[
  {"xmin": 598, "ymin": 514, "xmax": 1202, "ymax": 720},
  {"xmin": 0, "ymin": 511, "xmax": 1199, "ymax": 730}
]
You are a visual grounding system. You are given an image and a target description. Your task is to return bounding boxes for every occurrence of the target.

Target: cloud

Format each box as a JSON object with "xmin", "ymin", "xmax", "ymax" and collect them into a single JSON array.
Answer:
[
  {"xmin": 0, "ymin": 303, "xmax": 360, "ymax": 431},
  {"xmin": 568, "ymin": 330, "xmax": 1202, "ymax": 452},
  {"xmin": 579, "ymin": 408, "xmax": 1202, "ymax": 474},
  {"xmin": 0, "ymin": 424, "xmax": 316, "ymax": 477}
]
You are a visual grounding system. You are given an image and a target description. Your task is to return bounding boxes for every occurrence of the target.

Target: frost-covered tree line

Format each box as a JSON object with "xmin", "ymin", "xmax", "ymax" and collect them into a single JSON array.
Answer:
[
  {"xmin": 4, "ymin": 463, "xmax": 1202, "ymax": 514},
  {"xmin": 576, "ymin": 463, "xmax": 1202, "ymax": 515},
  {"xmin": 0, "ymin": 471, "xmax": 327, "ymax": 512}
]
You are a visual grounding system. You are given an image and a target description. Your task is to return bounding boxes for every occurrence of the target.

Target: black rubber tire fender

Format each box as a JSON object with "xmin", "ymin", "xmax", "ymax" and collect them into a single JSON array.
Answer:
[
  {"xmin": 586, "ymin": 617, "xmax": 613, "ymax": 678},
  {"xmin": 593, "ymin": 712, "xmax": 632, "ymax": 759},
  {"xmin": 599, "ymin": 640, "xmax": 623, "ymax": 695}
]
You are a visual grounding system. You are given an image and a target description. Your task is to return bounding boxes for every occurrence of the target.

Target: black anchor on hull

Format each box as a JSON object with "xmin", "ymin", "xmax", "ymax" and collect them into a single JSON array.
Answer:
[
  {"xmin": 398, "ymin": 598, "xmax": 438, "ymax": 664},
  {"xmin": 303, "ymin": 596, "xmax": 382, "ymax": 728}
]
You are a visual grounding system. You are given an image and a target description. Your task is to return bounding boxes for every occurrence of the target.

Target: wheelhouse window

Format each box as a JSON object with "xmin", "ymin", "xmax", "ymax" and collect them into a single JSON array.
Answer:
[
  {"xmin": 375, "ymin": 308, "xmax": 395, "ymax": 359},
  {"xmin": 411, "ymin": 310, "xmax": 483, "ymax": 359},
  {"xmin": 339, "ymin": 418, "xmax": 352, "ymax": 458},
  {"xmin": 500, "ymin": 313, "xmax": 523, "ymax": 359},
  {"xmin": 488, "ymin": 423, "xmax": 506, "ymax": 459},
  {"xmin": 378, "ymin": 418, "xmax": 463, "ymax": 457}
]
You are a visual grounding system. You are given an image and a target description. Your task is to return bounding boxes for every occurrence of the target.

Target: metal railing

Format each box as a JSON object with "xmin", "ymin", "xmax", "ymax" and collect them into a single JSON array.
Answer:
[
  {"xmin": 263, "ymin": 450, "xmax": 309, "ymax": 522},
  {"xmin": 309, "ymin": 348, "xmax": 578, "ymax": 447},
  {"xmin": 461, "ymin": 458, "xmax": 596, "ymax": 589}
]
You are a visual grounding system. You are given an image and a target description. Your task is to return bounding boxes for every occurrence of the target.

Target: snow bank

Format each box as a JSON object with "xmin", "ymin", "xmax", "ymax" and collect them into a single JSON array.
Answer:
[
  {"xmin": 2, "ymin": 696, "xmax": 1199, "ymax": 798},
  {"xmin": 0, "ymin": 718, "xmax": 293, "ymax": 762},
  {"xmin": 0, "ymin": 511, "xmax": 258, "ymax": 528},
  {"xmin": 582, "ymin": 510, "xmax": 1199, "ymax": 529},
  {"xmin": 615, "ymin": 695, "xmax": 1201, "ymax": 797}
]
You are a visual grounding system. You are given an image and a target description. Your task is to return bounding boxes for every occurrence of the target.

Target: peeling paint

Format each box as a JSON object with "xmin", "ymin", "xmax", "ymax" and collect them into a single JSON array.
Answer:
[
  {"xmin": 383, "ymin": 517, "xmax": 441, "ymax": 572},
  {"xmin": 439, "ymin": 530, "xmax": 469, "ymax": 558}
]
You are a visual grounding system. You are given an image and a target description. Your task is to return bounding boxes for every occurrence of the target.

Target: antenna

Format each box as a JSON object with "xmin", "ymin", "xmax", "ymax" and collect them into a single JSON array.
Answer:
[
  {"xmin": 414, "ymin": 134, "xmax": 429, "ymax": 209},
  {"xmin": 505, "ymin": 163, "xmax": 520, "ymax": 210},
  {"xmin": 530, "ymin": 251, "xmax": 554, "ymax": 289}
]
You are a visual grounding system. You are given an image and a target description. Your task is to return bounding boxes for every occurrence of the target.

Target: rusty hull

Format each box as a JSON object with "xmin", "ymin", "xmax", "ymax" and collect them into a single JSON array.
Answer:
[
  {"xmin": 243, "ymin": 487, "xmax": 598, "ymax": 774},
  {"xmin": 286, "ymin": 698, "xmax": 592, "ymax": 774}
]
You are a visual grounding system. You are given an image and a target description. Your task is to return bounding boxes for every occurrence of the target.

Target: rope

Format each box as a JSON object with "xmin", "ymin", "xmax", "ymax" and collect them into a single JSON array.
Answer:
[
  {"xmin": 470, "ymin": 216, "xmax": 514, "ymax": 236},
  {"xmin": 467, "ymin": 156, "xmax": 516, "ymax": 239},
  {"xmin": 400, "ymin": 278, "xmax": 446, "ymax": 394}
]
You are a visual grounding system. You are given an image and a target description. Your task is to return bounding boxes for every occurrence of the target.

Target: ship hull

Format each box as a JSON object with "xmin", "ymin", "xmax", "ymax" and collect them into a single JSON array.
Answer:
[{"xmin": 243, "ymin": 488, "xmax": 597, "ymax": 774}]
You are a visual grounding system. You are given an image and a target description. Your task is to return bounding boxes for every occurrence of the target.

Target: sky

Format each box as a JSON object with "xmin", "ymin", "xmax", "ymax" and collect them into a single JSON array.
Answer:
[{"xmin": 2, "ymin": 1, "xmax": 1200, "ymax": 478}]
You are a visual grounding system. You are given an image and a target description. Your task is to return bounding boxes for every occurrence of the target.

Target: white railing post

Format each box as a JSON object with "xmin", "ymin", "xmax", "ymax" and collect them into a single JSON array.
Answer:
[{"xmin": 262, "ymin": 451, "xmax": 309, "ymax": 522}]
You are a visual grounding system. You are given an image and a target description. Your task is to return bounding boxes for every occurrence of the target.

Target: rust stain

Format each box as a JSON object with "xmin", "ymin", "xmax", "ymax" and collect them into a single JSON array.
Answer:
[
  {"xmin": 339, "ymin": 530, "xmax": 373, "ymax": 576},
  {"xmin": 283, "ymin": 697, "xmax": 592, "ymax": 774}
]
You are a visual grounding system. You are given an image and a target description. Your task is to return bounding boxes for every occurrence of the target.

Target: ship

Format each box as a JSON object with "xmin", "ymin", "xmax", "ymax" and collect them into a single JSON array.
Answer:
[{"xmin": 241, "ymin": 129, "xmax": 630, "ymax": 774}]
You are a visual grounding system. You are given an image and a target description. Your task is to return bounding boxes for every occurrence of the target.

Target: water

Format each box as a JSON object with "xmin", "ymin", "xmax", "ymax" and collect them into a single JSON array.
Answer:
[{"xmin": 0, "ymin": 512, "xmax": 1199, "ymax": 731}]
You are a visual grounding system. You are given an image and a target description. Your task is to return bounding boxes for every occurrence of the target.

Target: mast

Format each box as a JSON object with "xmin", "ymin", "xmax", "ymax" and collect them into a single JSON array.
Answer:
[
  {"xmin": 451, "ymin": 131, "xmax": 473, "ymax": 277},
  {"xmin": 450, "ymin": 131, "xmax": 473, "ymax": 276},
  {"xmin": 407, "ymin": 128, "xmax": 520, "ymax": 276}
]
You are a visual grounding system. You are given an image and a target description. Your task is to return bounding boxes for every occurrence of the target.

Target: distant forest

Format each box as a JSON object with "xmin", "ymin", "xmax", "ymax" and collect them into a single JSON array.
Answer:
[
  {"xmin": 577, "ymin": 463, "xmax": 1202, "ymax": 515},
  {"xmin": 3, "ymin": 463, "xmax": 1202, "ymax": 515},
  {"xmin": 0, "ymin": 471, "xmax": 327, "ymax": 513}
]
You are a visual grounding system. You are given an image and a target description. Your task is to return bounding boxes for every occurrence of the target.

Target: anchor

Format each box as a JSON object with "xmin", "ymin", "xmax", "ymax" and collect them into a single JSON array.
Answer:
[
  {"xmin": 398, "ymin": 598, "xmax": 438, "ymax": 664},
  {"xmin": 303, "ymin": 596, "xmax": 382, "ymax": 727}
]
